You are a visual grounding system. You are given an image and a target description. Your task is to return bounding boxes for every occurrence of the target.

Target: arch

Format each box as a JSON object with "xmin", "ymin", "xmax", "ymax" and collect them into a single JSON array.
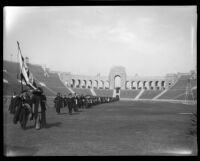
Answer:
[
  {"xmin": 71, "ymin": 79, "xmax": 75, "ymax": 88},
  {"xmin": 161, "ymin": 81, "xmax": 165, "ymax": 89},
  {"xmin": 98, "ymin": 80, "xmax": 103, "ymax": 89},
  {"xmin": 81, "ymin": 80, "xmax": 86, "ymax": 88},
  {"xmin": 137, "ymin": 81, "xmax": 143, "ymax": 89},
  {"xmin": 155, "ymin": 81, "xmax": 159, "ymax": 90},
  {"xmin": 126, "ymin": 81, "xmax": 131, "ymax": 89},
  {"xmin": 144, "ymin": 81, "xmax": 149, "ymax": 90},
  {"xmin": 93, "ymin": 80, "xmax": 98, "ymax": 89},
  {"xmin": 143, "ymin": 81, "xmax": 147, "ymax": 89},
  {"xmin": 109, "ymin": 66, "xmax": 126, "ymax": 89},
  {"xmin": 132, "ymin": 81, "xmax": 137, "ymax": 89},
  {"xmin": 87, "ymin": 80, "xmax": 92, "ymax": 88},
  {"xmin": 104, "ymin": 81, "xmax": 110, "ymax": 89},
  {"xmin": 149, "ymin": 81, "xmax": 154, "ymax": 90},
  {"xmin": 75, "ymin": 79, "xmax": 81, "ymax": 88},
  {"xmin": 114, "ymin": 75, "xmax": 121, "ymax": 88}
]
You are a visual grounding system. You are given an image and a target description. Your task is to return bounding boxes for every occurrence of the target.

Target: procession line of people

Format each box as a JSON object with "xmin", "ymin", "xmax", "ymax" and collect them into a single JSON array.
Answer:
[
  {"xmin": 8, "ymin": 88, "xmax": 119, "ymax": 130},
  {"xmin": 54, "ymin": 92, "xmax": 119, "ymax": 115}
]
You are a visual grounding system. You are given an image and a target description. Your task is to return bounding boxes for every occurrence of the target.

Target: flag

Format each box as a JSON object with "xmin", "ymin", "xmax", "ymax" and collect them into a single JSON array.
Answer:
[{"xmin": 17, "ymin": 41, "xmax": 37, "ymax": 90}]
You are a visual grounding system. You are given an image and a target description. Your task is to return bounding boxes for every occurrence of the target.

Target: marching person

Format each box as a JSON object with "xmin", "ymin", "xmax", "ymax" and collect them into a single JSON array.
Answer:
[
  {"xmin": 67, "ymin": 93, "xmax": 73, "ymax": 115},
  {"xmin": 8, "ymin": 91, "xmax": 17, "ymax": 114},
  {"xmin": 32, "ymin": 88, "xmax": 42, "ymax": 130},
  {"xmin": 38, "ymin": 87, "xmax": 47, "ymax": 128},
  {"xmin": 54, "ymin": 92, "xmax": 62, "ymax": 114},
  {"xmin": 63, "ymin": 95, "xmax": 68, "ymax": 108}
]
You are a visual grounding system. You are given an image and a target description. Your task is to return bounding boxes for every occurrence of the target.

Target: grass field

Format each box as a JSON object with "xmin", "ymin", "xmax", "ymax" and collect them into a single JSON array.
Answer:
[{"xmin": 3, "ymin": 100, "xmax": 197, "ymax": 156}]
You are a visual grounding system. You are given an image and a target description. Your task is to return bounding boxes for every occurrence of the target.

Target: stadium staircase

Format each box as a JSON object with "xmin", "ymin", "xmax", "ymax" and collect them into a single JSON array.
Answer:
[
  {"xmin": 135, "ymin": 89, "xmax": 144, "ymax": 100},
  {"xmin": 140, "ymin": 90, "xmax": 163, "ymax": 99},
  {"xmin": 152, "ymin": 89, "xmax": 168, "ymax": 100},
  {"xmin": 90, "ymin": 88, "xmax": 97, "ymax": 96}
]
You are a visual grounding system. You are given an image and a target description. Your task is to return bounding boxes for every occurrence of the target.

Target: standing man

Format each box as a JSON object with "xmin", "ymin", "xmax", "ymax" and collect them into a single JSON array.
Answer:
[
  {"xmin": 67, "ymin": 93, "xmax": 73, "ymax": 115},
  {"xmin": 54, "ymin": 93, "xmax": 62, "ymax": 114},
  {"xmin": 38, "ymin": 87, "xmax": 47, "ymax": 128},
  {"xmin": 32, "ymin": 88, "xmax": 42, "ymax": 130},
  {"xmin": 8, "ymin": 91, "xmax": 17, "ymax": 114},
  {"xmin": 63, "ymin": 95, "xmax": 68, "ymax": 108}
]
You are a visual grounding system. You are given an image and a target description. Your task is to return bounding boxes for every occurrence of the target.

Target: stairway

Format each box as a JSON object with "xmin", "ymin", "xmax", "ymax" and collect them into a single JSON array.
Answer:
[
  {"xmin": 90, "ymin": 88, "xmax": 97, "ymax": 96},
  {"xmin": 152, "ymin": 89, "xmax": 168, "ymax": 100},
  {"xmin": 135, "ymin": 89, "xmax": 144, "ymax": 100}
]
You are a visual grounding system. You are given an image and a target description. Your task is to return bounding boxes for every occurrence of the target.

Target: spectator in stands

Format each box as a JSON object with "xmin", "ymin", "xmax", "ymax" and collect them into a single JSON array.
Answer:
[{"xmin": 54, "ymin": 92, "xmax": 62, "ymax": 114}]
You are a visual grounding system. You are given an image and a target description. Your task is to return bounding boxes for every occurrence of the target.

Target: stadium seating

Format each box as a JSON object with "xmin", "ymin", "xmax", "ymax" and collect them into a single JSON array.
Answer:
[
  {"xmin": 120, "ymin": 90, "xmax": 140, "ymax": 98},
  {"xmin": 3, "ymin": 61, "xmax": 70, "ymax": 96},
  {"xmin": 72, "ymin": 88, "xmax": 93, "ymax": 96},
  {"xmin": 28, "ymin": 64, "xmax": 71, "ymax": 95},
  {"xmin": 158, "ymin": 75, "xmax": 197, "ymax": 100},
  {"xmin": 139, "ymin": 90, "xmax": 162, "ymax": 99},
  {"xmin": 94, "ymin": 89, "xmax": 113, "ymax": 97}
]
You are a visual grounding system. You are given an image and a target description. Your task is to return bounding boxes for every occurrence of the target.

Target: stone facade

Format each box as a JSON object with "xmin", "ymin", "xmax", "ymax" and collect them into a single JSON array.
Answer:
[{"xmin": 59, "ymin": 66, "xmax": 178, "ymax": 90}]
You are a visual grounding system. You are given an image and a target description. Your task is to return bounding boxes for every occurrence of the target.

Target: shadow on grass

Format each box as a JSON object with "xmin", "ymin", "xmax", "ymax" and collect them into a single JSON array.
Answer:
[
  {"xmin": 70, "ymin": 112, "xmax": 80, "ymax": 115},
  {"xmin": 25, "ymin": 122, "xmax": 62, "ymax": 129},
  {"xmin": 45, "ymin": 122, "xmax": 62, "ymax": 129},
  {"xmin": 59, "ymin": 112, "xmax": 68, "ymax": 115}
]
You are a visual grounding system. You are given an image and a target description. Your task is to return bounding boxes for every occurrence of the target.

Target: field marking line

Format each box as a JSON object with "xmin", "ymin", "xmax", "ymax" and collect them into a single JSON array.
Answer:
[{"xmin": 177, "ymin": 113, "xmax": 193, "ymax": 115}]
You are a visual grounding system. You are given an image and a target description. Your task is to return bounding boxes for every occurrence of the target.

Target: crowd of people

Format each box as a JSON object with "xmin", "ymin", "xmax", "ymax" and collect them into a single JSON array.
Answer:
[
  {"xmin": 8, "ymin": 88, "xmax": 119, "ymax": 130},
  {"xmin": 8, "ymin": 87, "xmax": 47, "ymax": 130},
  {"xmin": 54, "ymin": 92, "xmax": 119, "ymax": 115}
]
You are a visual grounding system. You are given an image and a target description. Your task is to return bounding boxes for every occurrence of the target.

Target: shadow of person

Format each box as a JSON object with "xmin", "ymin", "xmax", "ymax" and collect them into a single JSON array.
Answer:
[
  {"xmin": 70, "ymin": 112, "xmax": 80, "ymax": 115},
  {"xmin": 59, "ymin": 112, "xmax": 68, "ymax": 115},
  {"xmin": 45, "ymin": 122, "xmax": 62, "ymax": 129}
]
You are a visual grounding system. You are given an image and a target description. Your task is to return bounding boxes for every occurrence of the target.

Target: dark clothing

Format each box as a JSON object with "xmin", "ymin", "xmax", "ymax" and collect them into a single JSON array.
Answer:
[
  {"xmin": 9, "ymin": 96, "xmax": 20, "ymax": 114},
  {"xmin": 32, "ymin": 94, "xmax": 41, "ymax": 118},
  {"xmin": 67, "ymin": 97, "xmax": 73, "ymax": 114},
  {"xmin": 40, "ymin": 94, "xmax": 47, "ymax": 127},
  {"xmin": 63, "ymin": 97, "xmax": 68, "ymax": 107},
  {"xmin": 54, "ymin": 96, "xmax": 62, "ymax": 114}
]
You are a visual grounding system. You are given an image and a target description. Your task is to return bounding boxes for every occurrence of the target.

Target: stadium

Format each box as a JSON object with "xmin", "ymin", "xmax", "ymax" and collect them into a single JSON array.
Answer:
[{"xmin": 3, "ymin": 6, "xmax": 197, "ymax": 156}]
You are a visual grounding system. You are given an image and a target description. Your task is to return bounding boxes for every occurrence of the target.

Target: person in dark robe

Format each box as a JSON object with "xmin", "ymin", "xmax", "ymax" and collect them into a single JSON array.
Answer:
[
  {"xmin": 8, "ymin": 92, "xmax": 17, "ymax": 114},
  {"xmin": 67, "ymin": 93, "xmax": 73, "ymax": 115},
  {"xmin": 54, "ymin": 93, "xmax": 62, "ymax": 114},
  {"xmin": 32, "ymin": 88, "xmax": 42, "ymax": 130},
  {"xmin": 38, "ymin": 87, "xmax": 47, "ymax": 128},
  {"xmin": 63, "ymin": 95, "xmax": 68, "ymax": 108},
  {"xmin": 13, "ymin": 90, "xmax": 32, "ymax": 129}
]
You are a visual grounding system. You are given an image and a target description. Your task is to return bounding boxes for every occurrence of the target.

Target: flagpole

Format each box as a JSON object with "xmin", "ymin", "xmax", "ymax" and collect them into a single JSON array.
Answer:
[{"xmin": 17, "ymin": 41, "xmax": 23, "ymax": 92}]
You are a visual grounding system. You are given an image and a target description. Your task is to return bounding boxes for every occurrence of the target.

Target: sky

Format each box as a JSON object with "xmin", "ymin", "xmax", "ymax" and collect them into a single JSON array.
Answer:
[{"xmin": 3, "ymin": 6, "xmax": 197, "ymax": 77}]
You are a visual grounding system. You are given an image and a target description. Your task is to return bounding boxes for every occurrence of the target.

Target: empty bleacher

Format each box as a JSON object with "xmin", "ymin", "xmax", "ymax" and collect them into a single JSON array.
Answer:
[
  {"xmin": 28, "ymin": 64, "xmax": 71, "ymax": 95},
  {"xmin": 120, "ymin": 90, "xmax": 140, "ymax": 99},
  {"xmin": 3, "ymin": 61, "xmax": 70, "ymax": 96},
  {"xmin": 94, "ymin": 89, "xmax": 113, "ymax": 97},
  {"xmin": 139, "ymin": 90, "xmax": 162, "ymax": 99},
  {"xmin": 72, "ymin": 88, "xmax": 93, "ymax": 96},
  {"xmin": 158, "ymin": 75, "xmax": 197, "ymax": 100}
]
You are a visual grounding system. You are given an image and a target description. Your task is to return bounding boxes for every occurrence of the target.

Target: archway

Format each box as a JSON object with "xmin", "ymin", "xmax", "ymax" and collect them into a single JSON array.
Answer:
[
  {"xmin": 114, "ymin": 76, "xmax": 121, "ymax": 89},
  {"xmin": 109, "ymin": 66, "xmax": 126, "ymax": 89},
  {"xmin": 71, "ymin": 79, "xmax": 75, "ymax": 88}
]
